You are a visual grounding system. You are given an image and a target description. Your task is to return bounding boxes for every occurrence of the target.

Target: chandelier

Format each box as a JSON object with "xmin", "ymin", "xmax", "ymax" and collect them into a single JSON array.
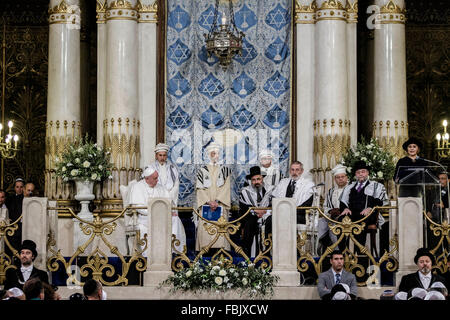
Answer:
[
  {"xmin": 204, "ymin": 0, "xmax": 244, "ymax": 70},
  {"xmin": 0, "ymin": 120, "xmax": 19, "ymax": 159},
  {"xmin": 436, "ymin": 119, "xmax": 449, "ymax": 159}
]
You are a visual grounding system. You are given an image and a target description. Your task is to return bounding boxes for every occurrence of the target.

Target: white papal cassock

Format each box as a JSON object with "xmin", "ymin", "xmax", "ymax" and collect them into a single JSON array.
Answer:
[{"xmin": 128, "ymin": 179, "xmax": 186, "ymax": 253}]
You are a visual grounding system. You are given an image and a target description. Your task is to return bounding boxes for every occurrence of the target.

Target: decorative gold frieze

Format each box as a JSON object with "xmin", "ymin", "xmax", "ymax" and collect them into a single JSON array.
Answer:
[
  {"xmin": 295, "ymin": 1, "xmax": 316, "ymax": 24},
  {"xmin": 313, "ymin": 118, "xmax": 351, "ymax": 171},
  {"xmin": 137, "ymin": 0, "xmax": 158, "ymax": 23},
  {"xmin": 45, "ymin": 120, "xmax": 82, "ymax": 200},
  {"xmin": 102, "ymin": 118, "xmax": 141, "ymax": 200},
  {"xmin": 372, "ymin": 120, "xmax": 408, "ymax": 160},
  {"xmin": 319, "ymin": 0, "xmax": 345, "ymax": 10}
]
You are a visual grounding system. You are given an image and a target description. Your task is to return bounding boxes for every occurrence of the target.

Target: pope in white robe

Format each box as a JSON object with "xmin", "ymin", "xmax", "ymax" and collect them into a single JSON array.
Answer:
[
  {"xmin": 128, "ymin": 166, "xmax": 186, "ymax": 253},
  {"xmin": 195, "ymin": 142, "xmax": 231, "ymax": 252}
]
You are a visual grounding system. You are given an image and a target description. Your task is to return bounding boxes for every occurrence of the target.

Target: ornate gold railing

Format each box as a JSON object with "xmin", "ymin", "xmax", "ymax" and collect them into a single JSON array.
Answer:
[
  {"xmin": 423, "ymin": 211, "xmax": 449, "ymax": 274},
  {"xmin": 46, "ymin": 206, "xmax": 147, "ymax": 286},
  {"xmin": 171, "ymin": 207, "xmax": 273, "ymax": 271},
  {"xmin": 0, "ymin": 214, "xmax": 22, "ymax": 284},
  {"xmin": 297, "ymin": 206, "xmax": 399, "ymax": 286}
]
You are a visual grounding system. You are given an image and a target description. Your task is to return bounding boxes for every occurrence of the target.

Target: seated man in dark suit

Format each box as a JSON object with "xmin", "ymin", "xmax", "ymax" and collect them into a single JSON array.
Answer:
[
  {"xmin": 317, "ymin": 250, "xmax": 358, "ymax": 299},
  {"xmin": 398, "ymin": 247, "xmax": 445, "ymax": 293},
  {"xmin": 3, "ymin": 239, "xmax": 49, "ymax": 290}
]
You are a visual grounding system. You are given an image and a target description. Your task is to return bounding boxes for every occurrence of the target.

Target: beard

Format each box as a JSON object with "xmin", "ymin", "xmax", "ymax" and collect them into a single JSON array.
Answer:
[{"xmin": 419, "ymin": 266, "xmax": 431, "ymax": 274}]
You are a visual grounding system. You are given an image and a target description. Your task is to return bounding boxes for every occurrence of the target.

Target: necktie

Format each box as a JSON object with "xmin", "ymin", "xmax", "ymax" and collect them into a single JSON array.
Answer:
[
  {"xmin": 356, "ymin": 182, "xmax": 364, "ymax": 192},
  {"xmin": 285, "ymin": 180, "xmax": 296, "ymax": 198},
  {"xmin": 335, "ymin": 273, "xmax": 341, "ymax": 284},
  {"xmin": 257, "ymin": 188, "xmax": 262, "ymax": 203}
]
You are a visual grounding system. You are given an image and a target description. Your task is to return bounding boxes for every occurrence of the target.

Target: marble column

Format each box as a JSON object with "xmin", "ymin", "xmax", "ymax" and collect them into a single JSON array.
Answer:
[
  {"xmin": 372, "ymin": 0, "xmax": 407, "ymax": 160},
  {"xmin": 346, "ymin": 1, "xmax": 358, "ymax": 146},
  {"xmin": 295, "ymin": 0, "xmax": 316, "ymax": 175},
  {"xmin": 46, "ymin": 0, "xmax": 82, "ymax": 201},
  {"xmin": 96, "ymin": 0, "xmax": 107, "ymax": 146},
  {"xmin": 137, "ymin": 0, "xmax": 158, "ymax": 167},
  {"xmin": 314, "ymin": 0, "xmax": 350, "ymax": 191},
  {"xmin": 102, "ymin": 0, "xmax": 141, "ymax": 209}
]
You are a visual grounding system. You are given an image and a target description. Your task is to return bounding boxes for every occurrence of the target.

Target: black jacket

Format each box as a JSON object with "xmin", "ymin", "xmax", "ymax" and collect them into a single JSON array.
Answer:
[
  {"xmin": 398, "ymin": 271, "xmax": 445, "ymax": 293},
  {"xmin": 3, "ymin": 265, "xmax": 49, "ymax": 290}
]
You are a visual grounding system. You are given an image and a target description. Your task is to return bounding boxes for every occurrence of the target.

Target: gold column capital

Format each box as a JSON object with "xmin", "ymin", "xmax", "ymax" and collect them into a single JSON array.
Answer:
[
  {"xmin": 346, "ymin": 0, "xmax": 358, "ymax": 23},
  {"xmin": 96, "ymin": 0, "xmax": 107, "ymax": 24},
  {"xmin": 377, "ymin": 0, "xmax": 406, "ymax": 24},
  {"xmin": 316, "ymin": 0, "xmax": 347, "ymax": 22},
  {"xmin": 295, "ymin": 1, "xmax": 316, "ymax": 24},
  {"xmin": 106, "ymin": 0, "xmax": 138, "ymax": 22},
  {"xmin": 136, "ymin": 0, "xmax": 158, "ymax": 23},
  {"xmin": 48, "ymin": 0, "xmax": 81, "ymax": 25}
]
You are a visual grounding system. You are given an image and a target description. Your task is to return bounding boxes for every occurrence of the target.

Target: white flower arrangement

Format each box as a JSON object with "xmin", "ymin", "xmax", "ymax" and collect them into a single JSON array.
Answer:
[
  {"xmin": 160, "ymin": 259, "xmax": 279, "ymax": 299},
  {"xmin": 342, "ymin": 137, "xmax": 395, "ymax": 181},
  {"xmin": 54, "ymin": 134, "xmax": 112, "ymax": 182}
]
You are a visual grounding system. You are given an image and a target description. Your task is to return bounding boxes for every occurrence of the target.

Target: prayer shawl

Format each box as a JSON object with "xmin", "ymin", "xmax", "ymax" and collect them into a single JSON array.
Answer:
[
  {"xmin": 272, "ymin": 176, "xmax": 315, "ymax": 206},
  {"xmin": 260, "ymin": 165, "xmax": 283, "ymax": 187},
  {"xmin": 196, "ymin": 164, "xmax": 231, "ymax": 190},
  {"xmin": 128, "ymin": 179, "xmax": 186, "ymax": 253},
  {"xmin": 340, "ymin": 180, "xmax": 387, "ymax": 228},
  {"xmin": 318, "ymin": 185, "xmax": 347, "ymax": 240},
  {"xmin": 150, "ymin": 160, "xmax": 179, "ymax": 205}
]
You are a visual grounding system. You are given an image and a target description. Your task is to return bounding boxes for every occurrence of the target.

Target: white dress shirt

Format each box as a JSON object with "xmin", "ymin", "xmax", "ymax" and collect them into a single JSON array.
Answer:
[
  {"xmin": 419, "ymin": 271, "xmax": 431, "ymax": 289},
  {"xmin": 21, "ymin": 264, "xmax": 33, "ymax": 281}
]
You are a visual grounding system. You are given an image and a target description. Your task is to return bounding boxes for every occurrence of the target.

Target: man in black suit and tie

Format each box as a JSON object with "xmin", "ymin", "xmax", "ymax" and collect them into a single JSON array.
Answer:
[
  {"xmin": 398, "ymin": 247, "xmax": 446, "ymax": 293},
  {"xmin": 3, "ymin": 239, "xmax": 49, "ymax": 290},
  {"xmin": 317, "ymin": 250, "xmax": 358, "ymax": 299}
]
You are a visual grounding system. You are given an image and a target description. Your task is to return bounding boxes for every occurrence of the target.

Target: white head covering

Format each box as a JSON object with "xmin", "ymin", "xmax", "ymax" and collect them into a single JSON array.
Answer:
[
  {"xmin": 206, "ymin": 142, "xmax": 221, "ymax": 154},
  {"xmin": 332, "ymin": 291, "xmax": 350, "ymax": 300},
  {"xmin": 7, "ymin": 287, "xmax": 24, "ymax": 298},
  {"xmin": 259, "ymin": 149, "xmax": 274, "ymax": 159},
  {"xmin": 142, "ymin": 166, "xmax": 156, "ymax": 177},
  {"xmin": 332, "ymin": 164, "xmax": 347, "ymax": 176},
  {"xmin": 424, "ymin": 291, "xmax": 445, "ymax": 300},
  {"xmin": 340, "ymin": 283, "xmax": 350, "ymax": 294},
  {"xmin": 409, "ymin": 287, "xmax": 428, "ymax": 300},
  {"xmin": 394, "ymin": 291, "xmax": 408, "ymax": 300},
  {"xmin": 155, "ymin": 143, "xmax": 170, "ymax": 153},
  {"xmin": 430, "ymin": 281, "xmax": 446, "ymax": 289}
]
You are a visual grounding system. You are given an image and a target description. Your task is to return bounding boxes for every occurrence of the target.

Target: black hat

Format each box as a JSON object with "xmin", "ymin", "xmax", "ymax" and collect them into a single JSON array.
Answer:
[
  {"xmin": 353, "ymin": 160, "xmax": 370, "ymax": 173},
  {"xmin": 246, "ymin": 166, "xmax": 265, "ymax": 180},
  {"xmin": 413, "ymin": 247, "xmax": 435, "ymax": 265},
  {"xmin": 402, "ymin": 137, "xmax": 423, "ymax": 151},
  {"xmin": 20, "ymin": 240, "xmax": 37, "ymax": 259}
]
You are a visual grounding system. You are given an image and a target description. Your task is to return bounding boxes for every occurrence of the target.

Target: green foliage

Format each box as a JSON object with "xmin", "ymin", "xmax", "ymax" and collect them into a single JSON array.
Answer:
[
  {"xmin": 54, "ymin": 134, "xmax": 112, "ymax": 182},
  {"xmin": 342, "ymin": 137, "xmax": 396, "ymax": 181},
  {"xmin": 160, "ymin": 259, "xmax": 279, "ymax": 299}
]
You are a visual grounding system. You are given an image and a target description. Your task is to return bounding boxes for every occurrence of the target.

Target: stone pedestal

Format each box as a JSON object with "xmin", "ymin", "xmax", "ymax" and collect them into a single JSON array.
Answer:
[
  {"xmin": 272, "ymin": 198, "xmax": 299, "ymax": 286},
  {"xmin": 144, "ymin": 198, "xmax": 173, "ymax": 286},
  {"xmin": 22, "ymin": 197, "xmax": 49, "ymax": 270},
  {"xmin": 395, "ymin": 197, "xmax": 423, "ymax": 287}
]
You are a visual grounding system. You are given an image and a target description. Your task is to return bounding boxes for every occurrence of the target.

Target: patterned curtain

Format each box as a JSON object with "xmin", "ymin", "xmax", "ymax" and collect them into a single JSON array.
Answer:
[{"xmin": 165, "ymin": 0, "xmax": 292, "ymax": 206}]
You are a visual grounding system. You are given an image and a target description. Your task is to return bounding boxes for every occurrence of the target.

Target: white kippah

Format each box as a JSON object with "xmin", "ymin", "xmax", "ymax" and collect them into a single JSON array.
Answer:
[
  {"xmin": 206, "ymin": 142, "xmax": 221, "ymax": 153},
  {"xmin": 430, "ymin": 281, "xmax": 446, "ymax": 289},
  {"xmin": 154, "ymin": 143, "xmax": 170, "ymax": 153},
  {"xmin": 340, "ymin": 283, "xmax": 350, "ymax": 294},
  {"xmin": 142, "ymin": 166, "xmax": 156, "ymax": 177},
  {"xmin": 332, "ymin": 164, "xmax": 347, "ymax": 176},
  {"xmin": 410, "ymin": 287, "xmax": 427, "ymax": 300},
  {"xmin": 332, "ymin": 291, "xmax": 350, "ymax": 300},
  {"xmin": 394, "ymin": 292, "xmax": 407, "ymax": 300},
  {"xmin": 424, "ymin": 291, "xmax": 445, "ymax": 300},
  {"xmin": 259, "ymin": 149, "xmax": 274, "ymax": 159}
]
